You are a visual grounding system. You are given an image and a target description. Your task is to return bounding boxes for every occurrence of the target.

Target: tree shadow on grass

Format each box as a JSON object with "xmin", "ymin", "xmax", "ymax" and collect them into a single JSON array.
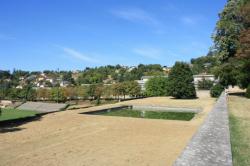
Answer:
[
  {"xmin": 0, "ymin": 115, "xmax": 43, "ymax": 133},
  {"xmin": 229, "ymin": 92, "xmax": 246, "ymax": 97},
  {"xmin": 169, "ymin": 96, "xmax": 199, "ymax": 100}
]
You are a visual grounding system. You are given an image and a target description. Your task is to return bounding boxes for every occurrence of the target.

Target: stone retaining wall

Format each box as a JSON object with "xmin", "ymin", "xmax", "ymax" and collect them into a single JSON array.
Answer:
[
  {"xmin": 133, "ymin": 105, "xmax": 201, "ymax": 113},
  {"xmin": 173, "ymin": 93, "xmax": 232, "ymax": 166}
]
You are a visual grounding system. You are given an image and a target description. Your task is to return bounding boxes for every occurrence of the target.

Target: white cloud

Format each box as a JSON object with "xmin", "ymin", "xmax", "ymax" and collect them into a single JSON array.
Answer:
[
  {"xmin": 111, "ymin": 8, "xmax": 160, "ymax": 27},
  {"xmin": 61, "ymin": 47, "xmax": 99, "ymax": 63},
  {"xmin": 133, "ymin": 47, "xmax": 162, "ymax": 59}
]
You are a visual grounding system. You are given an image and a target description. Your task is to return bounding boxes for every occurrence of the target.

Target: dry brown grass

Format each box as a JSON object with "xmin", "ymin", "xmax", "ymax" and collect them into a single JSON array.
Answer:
[{"xmin": 0, "ymin": 91, "xmax": 215, "ymax": 166}]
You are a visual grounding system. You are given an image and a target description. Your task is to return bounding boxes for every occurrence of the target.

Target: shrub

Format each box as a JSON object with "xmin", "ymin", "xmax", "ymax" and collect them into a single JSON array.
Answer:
[
  {"xmin": 168, "ymin": 62, "xmax": 196, "ymax": 99},
  {"xmin": 210, "ymin": 84, "xmax": 224, "ymax": 97},
  {"xmin": 246, "ymin": 84, "xmax": 250, "ymax": 98},
  {"xmin": 145, "ymin": 76, "xmax": 169, "ymax": 96}
]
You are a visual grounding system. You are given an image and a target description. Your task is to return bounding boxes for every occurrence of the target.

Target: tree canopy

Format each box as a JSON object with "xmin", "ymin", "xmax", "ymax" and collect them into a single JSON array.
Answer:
[
  {"xmin": 145, "ymin": 77, "xmax": 169, "ymax": 96},
  {"xmin": 168, "ymin": 62, "xmax": 196, "ymax": 99}
]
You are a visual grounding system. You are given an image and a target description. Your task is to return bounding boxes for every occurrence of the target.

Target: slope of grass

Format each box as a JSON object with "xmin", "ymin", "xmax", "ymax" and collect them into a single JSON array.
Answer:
[
  {"xmin": 229, "ymin": 96, "xmax": 250, "ymax": 166},
  {"xmin": 0, "ymin": 108, "xmax": 38, "ymax": 122},
  {"xmin": 94, "ymin": 109, "xmax": 195, "ymax": 121}
]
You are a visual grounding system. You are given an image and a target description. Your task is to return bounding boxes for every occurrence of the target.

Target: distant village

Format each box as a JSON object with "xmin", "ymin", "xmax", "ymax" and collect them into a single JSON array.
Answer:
[{"xmin": 0, "ymin": 64, "xmax": 214, "ymax": 91}]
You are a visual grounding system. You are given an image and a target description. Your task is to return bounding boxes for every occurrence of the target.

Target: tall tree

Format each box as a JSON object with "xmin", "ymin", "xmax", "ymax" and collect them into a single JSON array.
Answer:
[
  {"xmin": 168, "ymin": 62, "xmax": 196, "ymax": 99},
  {"xmin": 212, "ymin": 0, "xmax": 250, "ymax": 88},
  {"xmin": 213, "ymin": 0, "xmax": 243, "ymax": 62}
]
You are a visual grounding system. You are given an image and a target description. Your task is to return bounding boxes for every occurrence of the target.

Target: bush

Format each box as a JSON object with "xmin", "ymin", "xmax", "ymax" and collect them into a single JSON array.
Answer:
[
  {"xmin": 246, "ymin": 84, "xmax": 250, "ymax": 98},
  {"xmin": 210, "ymin": 84, "xmax": 224, "ymax": 97},
  {"xmin": 145, "ymin": 76, "xmax": 169, "ymax": 96},
  {"xmin": 168, "ymin": 62, "xmax": 196, "ymax": 99}
]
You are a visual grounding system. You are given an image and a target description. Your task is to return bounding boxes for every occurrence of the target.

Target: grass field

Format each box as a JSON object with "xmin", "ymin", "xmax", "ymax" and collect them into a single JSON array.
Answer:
[
  {"xmin": 93, "ymin": 109, "xmax": 195, "ymax": 121},
  {"xmin": 0, "ymin": 108, "xmax": 38, "ymax": 122},
  {"xmin": 229, "ymin": 95, "xmax": 250, "ymax": 166}
]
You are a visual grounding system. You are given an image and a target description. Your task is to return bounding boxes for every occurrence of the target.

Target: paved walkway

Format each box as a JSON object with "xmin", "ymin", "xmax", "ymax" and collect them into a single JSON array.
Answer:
[
  {"xmin": 173, "ymin": 93, "xmax": 232, "ymax": 166},
  {"xmin": 17, "ymin": 102, "xmax": 67, "ymax": 113}
]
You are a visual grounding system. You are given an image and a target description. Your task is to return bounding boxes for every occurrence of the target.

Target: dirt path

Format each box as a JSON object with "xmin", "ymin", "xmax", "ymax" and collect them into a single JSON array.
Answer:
[{"xmin": 0, "ymin": 91, "xmax": 215, "ymax": 166}]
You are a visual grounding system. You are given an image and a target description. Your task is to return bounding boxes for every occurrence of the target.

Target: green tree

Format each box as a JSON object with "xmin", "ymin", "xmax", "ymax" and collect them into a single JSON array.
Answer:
[
  {"xmin": 145, "ymin": 77, "xmax": 169, "ymax": 96},
  {"xmin": 0, "ymin": 80, "xmax": 11, "ymax": 100},
  {"xmin": 237, "ymin": 59, "xmax": 250, "ymax": 88},
  {"xmin": 210, "ymin": 0, "xmax": 250, "ymax": 89},
  {"xmin": 8, "ymin": 88, "xmax": 19, "ymax": 100},
  {"xmin": 62, "ymin": 72, "xmax": 75, "ymax": 85},
  {"xmin": 213, "ymin": 0, "xmax": 243, "ymax": 62},
  {"xmin": 50, "ymin": 87, "xmax": 66, "ymax": 102},
  {"xmin": 86, "ymin": 84, "xmax": 104, "ymax": 100},
  {"xmin": 210, "ymin": 83, "xmax": 224, "ymax": 97},
  {"xmin": 246, "ymin": 84, "xmax": 250, "ymax": 98},
  {"xmin": 76, "ymin": 86, "xmax": 88, "ymax": 99},
  {"xmin": 190, "ymin": 55, "xmax": 218, "ymax": 74},
  {"xmin": 112, "ymin": 83, "xmax": 126, "ymax": 99},
  {"xmin": 217, "ymin": 61, "xmax": 240, "ymax": 87},
  {"xmin": 125, "ymin": 81, "xmax": 141, "ymax": 97},
  {"xmin": 168, "ymin": 62, "xmax": 196, "ymax": 99}
]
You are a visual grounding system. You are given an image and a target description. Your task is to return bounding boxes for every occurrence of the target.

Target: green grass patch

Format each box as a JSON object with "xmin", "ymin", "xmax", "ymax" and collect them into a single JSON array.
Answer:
[
  {"xmin": 229, "ymin": 114, "xmax": 250, "ymax": 166},
  {"xmin": 0, "ymin": 108, "xmax": 38, "ymax": 122},
  {"xmin": 93, "ymin": 109, "xmax": 195, "ymax": 121}
]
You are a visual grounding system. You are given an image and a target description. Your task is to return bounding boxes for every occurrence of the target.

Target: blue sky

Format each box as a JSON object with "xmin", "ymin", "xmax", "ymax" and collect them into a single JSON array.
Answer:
[{"xmin": 0, "ymin": 0, "xmax": 226, "ymax": 71}]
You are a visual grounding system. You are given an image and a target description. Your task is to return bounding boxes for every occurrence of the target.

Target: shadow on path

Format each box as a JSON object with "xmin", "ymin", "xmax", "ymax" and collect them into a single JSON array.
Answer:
[{"xmin": 0, "ymin": 115, "xmax": 43, "ymax": 133}]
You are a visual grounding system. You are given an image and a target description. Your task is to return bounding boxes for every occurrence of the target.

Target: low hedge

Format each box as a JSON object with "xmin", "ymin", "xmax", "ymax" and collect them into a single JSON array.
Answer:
[{"xmin": 210, "ymin": 84, "xmax": 224, "ymax": 98}]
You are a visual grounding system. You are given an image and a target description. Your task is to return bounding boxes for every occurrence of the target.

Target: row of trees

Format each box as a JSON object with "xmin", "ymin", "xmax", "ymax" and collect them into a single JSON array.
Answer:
[
  {"xmin": 1, "ymin": 62, "xmax": 198, "ymax": 101},
  {"xmin": 0, "ymin": 81, "xmax": 142, "ymax": 102}
]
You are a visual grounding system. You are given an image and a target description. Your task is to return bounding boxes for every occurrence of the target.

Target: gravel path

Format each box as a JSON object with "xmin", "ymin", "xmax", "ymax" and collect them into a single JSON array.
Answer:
[{"xmin": 173, "ymin": 93, "xmax": 232, "ymax": 166}]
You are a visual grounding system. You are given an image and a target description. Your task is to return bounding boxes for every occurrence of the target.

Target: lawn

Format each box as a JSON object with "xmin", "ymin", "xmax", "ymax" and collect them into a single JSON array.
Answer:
[
  {"xmin": 0, "ymin": 108, "xmax": 38, "ymax": 122},
  {"xmin": 229, "ymin": 95, "xmax": 250, "ymax": 166},
  {"xmin": 92, "ymin": 109, "xmax": 195, "ymax": 121}
]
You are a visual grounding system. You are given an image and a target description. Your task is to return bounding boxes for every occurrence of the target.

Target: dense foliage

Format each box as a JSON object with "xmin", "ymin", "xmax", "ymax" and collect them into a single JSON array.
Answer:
[
  {"xmin": 0, "ymin": 81, "xmax": 141, "ymax": 102},
  {"xmin": 191, "ymin": 0, "xmax": 250, "ymax": 91},
  {"xmin": 213, "ymin": 0, "xmax": 243, "ymax": 62},
  {"xmin": 211, "ymin": 0, "xmax": 250, "ymax": 89},
  {"xmin": 190, "ymin": 55, "xmax": 218, "ymax": 74},
  {"xmin": 76, "ymin": 64, "xmax": 164, "ymax": 84},
  {"xmin": 145, "ymin": 77, "xmax": 169, "ymax": 96},
  {"xmin": 112, "ymin": 81, "xmax": 141, "ymax": 99},
  {"xmin": 210, "ymin": 84, "xmax": 224, "ymax": 97},
  {"xmin": 168, "ymin": 62, "xmax": 196, "ymax": 99},
  {"xmin": 246, "ymin": 84, "xmax": 250, "ymax": 98}
]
